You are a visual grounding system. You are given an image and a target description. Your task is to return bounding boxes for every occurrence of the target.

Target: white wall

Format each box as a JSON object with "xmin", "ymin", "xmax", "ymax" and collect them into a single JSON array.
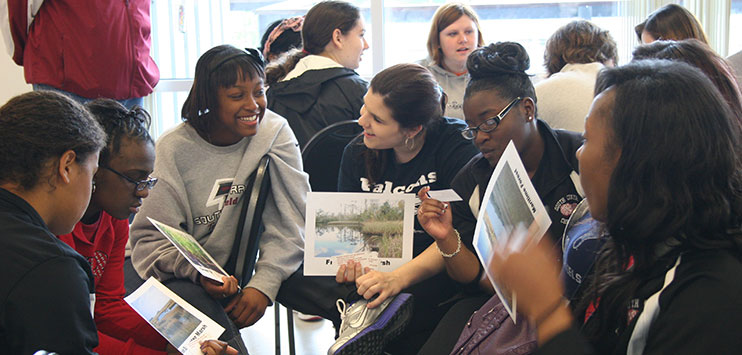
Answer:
[{"xmin": 0, "ymin": 33, "xmax": 31, "ymax": 105}]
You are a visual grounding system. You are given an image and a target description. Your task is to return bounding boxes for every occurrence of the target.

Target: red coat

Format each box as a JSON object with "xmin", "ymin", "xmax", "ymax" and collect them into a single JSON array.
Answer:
[
  {"xmin": 7, "ymin": 0, "xmax": 159, "ymax": 100},
  {"xmin": 59, "ymin": 212, "xmax": 168, "ymax": 355}
]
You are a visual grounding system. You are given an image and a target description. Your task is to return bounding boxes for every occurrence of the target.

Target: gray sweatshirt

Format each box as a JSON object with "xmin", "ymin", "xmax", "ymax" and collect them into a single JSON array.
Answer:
[
  {"xmin": 129, "ymin": 109, "xmax": 308, "ymax": 301},
  {"xmin": 418, "ymin": 57, "xmax": 469, "ymax": 120}
]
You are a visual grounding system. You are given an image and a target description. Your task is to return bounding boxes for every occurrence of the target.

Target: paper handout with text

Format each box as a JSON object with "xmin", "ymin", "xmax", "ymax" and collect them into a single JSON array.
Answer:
[
  {"xmin": 125, "ymin": 277, "xmax": 225, "ymax": 355},
  {"xmin": 472, "ymin": 140, "xmax": 552, "ymax": 322}
]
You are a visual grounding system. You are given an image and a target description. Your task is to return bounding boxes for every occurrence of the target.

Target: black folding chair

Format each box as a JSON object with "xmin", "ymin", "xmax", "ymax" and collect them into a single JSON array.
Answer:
[
  {"xmin": 227, "ymin": 155, "xmax": 295, "ymax": 355},
  {"xmin": 301, "ymin": 120, "xmax": 362, "ymax": 192}
]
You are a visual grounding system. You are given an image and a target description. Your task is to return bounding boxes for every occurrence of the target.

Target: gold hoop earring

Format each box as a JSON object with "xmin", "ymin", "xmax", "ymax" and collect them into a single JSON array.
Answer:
[{"xmin": 405, "ymin": 136, "xmax": 416, "ymax": 151}]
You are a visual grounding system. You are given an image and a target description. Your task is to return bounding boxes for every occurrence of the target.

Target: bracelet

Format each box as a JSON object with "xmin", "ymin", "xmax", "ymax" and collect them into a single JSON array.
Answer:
[
  {"xmin": 436, "ymin": 229, "xmax": 461, "ymax": 258},
  {"xmin": 533, "ymin": 297, "xmax": 566, "ymax": 327}
]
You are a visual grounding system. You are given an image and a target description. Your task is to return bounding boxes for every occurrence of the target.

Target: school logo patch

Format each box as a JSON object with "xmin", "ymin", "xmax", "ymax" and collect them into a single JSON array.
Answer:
[
  {"xmin": 206, "ymin": 178, "xmax": 235, "ymax": 210},
  {"xmin": 554, "ymin": 193, "xmax": 582, "ymax": 224},
  {"xmin": 87, "ymin": 250, "xmax": 108, "ymax": 283}
]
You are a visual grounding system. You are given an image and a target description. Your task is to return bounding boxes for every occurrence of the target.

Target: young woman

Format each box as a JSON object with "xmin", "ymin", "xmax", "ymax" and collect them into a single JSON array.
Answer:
[
  {"xmin": 491, "ymin": 59, "xmax": 742, "ymax": 353},
  {"xmin": 416, "ymin": 41, "xmax": 585, "ymax": 353},
  {"xmin": 635, "ymin": 4, "xmax": 708, "ymax": 44},
  {"xmin": 266, "ymin": 0, "xmax": 369, "ymax": 147},
  {"xmin": 0, "ymin": 91, "xmax": 106, "ymax": 354},
  {"xmin": 418, "ymin": 2, "xmax": 484, "ymax": 120},
  {"xmin": 129, "ymin": 45, "xmax": 309, "ymax": 353},
  {"xmin": 55, "ymin": 99, "xmax": 234, "ymax": 355},
  {"xmin": 334, "ymin": 63, "xmax": 479, "ymax": 354},
  {"xmin": 535, "ymin": 20, "xmax": 617, "ymax": 132}
]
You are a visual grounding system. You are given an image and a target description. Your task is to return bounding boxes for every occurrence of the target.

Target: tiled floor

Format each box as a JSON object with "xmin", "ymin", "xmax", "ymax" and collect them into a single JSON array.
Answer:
[{"xmin": 241, "ymin": 304, "xmax": 335, "ymax": 355}]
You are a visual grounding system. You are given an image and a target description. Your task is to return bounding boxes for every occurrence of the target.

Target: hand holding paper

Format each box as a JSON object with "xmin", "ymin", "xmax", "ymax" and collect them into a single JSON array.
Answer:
[
  {"xmin": 489, "ymin": 228, "xmax": 570, "ymax": 337},
  {"xmin": 417, "ymin": 187, "xmax": 455, "ymax": 242}
]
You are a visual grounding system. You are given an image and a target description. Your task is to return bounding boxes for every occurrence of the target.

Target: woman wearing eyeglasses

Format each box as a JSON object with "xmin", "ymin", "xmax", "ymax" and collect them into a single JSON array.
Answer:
[{"xmin": 415, "ymin": 41, "xmax": 584, "ymax": 353}]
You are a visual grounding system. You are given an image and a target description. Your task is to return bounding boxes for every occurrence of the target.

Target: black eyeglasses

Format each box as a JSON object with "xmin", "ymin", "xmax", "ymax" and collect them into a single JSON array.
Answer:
[
  {"xmin": 461, "ymin": 97, "xmax": 523, "ymax": 140},
  {"xmin": 102, "ymin": 166, "xmax": 158, "ymax": 191}
]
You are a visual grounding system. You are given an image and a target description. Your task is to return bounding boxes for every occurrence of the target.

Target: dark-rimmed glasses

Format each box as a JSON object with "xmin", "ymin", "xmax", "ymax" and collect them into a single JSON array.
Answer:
[
  {"xmin": 102, "ymin": 166, "xmax": 158, "ymax": 191},
  {"xmin": 461, "ymin": 97, "xmax": 522, "ymax": 140}
]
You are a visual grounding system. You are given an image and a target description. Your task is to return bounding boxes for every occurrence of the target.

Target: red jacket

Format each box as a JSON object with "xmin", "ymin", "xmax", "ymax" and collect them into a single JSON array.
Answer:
[
  {"xmin": 59, "ymin": 212, "xmax": 168, "ymax": 355},
  {"xmin": 7, "ymin": 0, "xmax": 159, "ymax": 100}
]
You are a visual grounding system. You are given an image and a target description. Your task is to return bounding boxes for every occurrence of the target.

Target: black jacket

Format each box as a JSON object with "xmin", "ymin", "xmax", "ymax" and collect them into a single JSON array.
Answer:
[
  {"xmin": 451, "ymin": 119, "xmax": 584, "ymax": 252},
  {"xmin": 267, "ymin": 67, "xmax": 368, "ymax": 147},
  {"xmin": 539, "ymin": 247, "xmax": 742, "ymax": 354},
  {"xmin": 0, "ymin": 188, "xmax": 98, "ymax": 354}
]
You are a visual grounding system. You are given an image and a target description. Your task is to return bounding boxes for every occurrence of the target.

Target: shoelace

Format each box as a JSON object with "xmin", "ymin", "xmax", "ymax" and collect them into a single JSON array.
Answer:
[{"xmin": 336, "ymin": 299, "xmax": 348, "ymax": 322}]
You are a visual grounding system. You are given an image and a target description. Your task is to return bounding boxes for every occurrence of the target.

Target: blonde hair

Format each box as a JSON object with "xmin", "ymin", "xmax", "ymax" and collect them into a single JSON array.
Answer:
[{"xmin": 426, "ymin": 3, "xmax": 484, "ymax": 67}]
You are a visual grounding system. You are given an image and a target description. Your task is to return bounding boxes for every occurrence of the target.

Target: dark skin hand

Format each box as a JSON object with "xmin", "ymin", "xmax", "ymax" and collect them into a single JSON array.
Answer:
[
  {"xmin": 224, "ymin": 287, "xmax": 270, "ymax": 328},
  {"xmin": 200, "ymin": 339, "xmax": 239, "ymax": 355}
]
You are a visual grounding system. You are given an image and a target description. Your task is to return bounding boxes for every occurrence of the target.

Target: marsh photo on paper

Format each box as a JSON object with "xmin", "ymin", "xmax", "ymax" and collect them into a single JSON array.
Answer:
[
  {"xmin": 148, "ymin": 217, "xmax": 229, "ymax": 283},
  {"xmin": 304, "ymin": 192, "xmax": 415, "ymax": 275},
  {"xmin": 125, "ymin": 277, "xmax": 226, "ymax": 354},
  {"xmin": 482, "ymin": 161, "xmax": 535, "ymax": 246},
  {"xmin": 129, "ymin": 285, "xmax": 200, "ymax": 346}
]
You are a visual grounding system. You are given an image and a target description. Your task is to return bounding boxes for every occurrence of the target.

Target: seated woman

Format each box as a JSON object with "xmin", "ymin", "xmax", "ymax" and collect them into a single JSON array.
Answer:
[
  {"xmin": 416, "ymin": 41, "xmax": 585, "ymax": 353},
  {"xmin": 535, "ymin": 20, "xmax": 617, "ymax": 132},
  {"xmin": 0, "ymin": 91, "xmax": 105, "ymax": 354},
  {"xmin": 418, "ymin": 2, "xmax": 484, "ymax": 120},
  {"xmin": 635, "ymin": 3, "xmax": 708, "ymax": 44},
  {"xmin": 334, "ymin": 63, "xmax": 479, "ymax": 354},
  {"xmin": 57, "ymin": 99, "xmax": 234, "ymax": 354},
  {"xmin": 129, "ymin": 45, "xmax": 309, "ymax": 353},
  {"xmin": 266, "ymin": 0, "xmax": 369, "ymax": 147},
  {"xmin": 491, "ymin": 59, "xmax": 742, "ymax": 353},
  {"xmin": 259, "ymin": 17, "xmax": 303, "ymax": 63}
]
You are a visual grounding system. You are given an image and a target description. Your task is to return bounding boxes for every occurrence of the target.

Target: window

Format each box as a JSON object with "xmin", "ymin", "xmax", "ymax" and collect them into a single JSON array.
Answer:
[{"xmin": 146, "ymin": 1, "xmax": 734, "ymax": 138}]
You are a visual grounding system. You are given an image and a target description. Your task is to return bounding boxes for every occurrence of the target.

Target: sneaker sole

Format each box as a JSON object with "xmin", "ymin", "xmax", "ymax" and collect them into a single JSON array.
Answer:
[{"xmin": 333, "ymin": 293, "xmax": 414, "ymax": 355}]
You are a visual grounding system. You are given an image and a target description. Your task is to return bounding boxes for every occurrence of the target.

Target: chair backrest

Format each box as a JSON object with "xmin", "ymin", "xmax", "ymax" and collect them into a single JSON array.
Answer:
[
  {"xmin": 301, "ymin": 120, "xmax": 361, "ymax": 192},
  {"xmin": 227, "ymin": 155, "xmax": 271, "ymax": 288}
]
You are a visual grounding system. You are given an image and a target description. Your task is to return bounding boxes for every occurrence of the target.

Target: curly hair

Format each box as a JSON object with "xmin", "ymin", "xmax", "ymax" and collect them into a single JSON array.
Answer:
[
  {"xmin": 0, "ymin": 91, "xmax": 106, "ymax": 191},
  {"xmin": 544, "ymin": 20, "xmax": 617, "ymax": 76},
  {"xmin": 465, "ymin": 41, "xmax": 535, "ymax": 104},
  {"xmin": 85, "ymin": 99, "xmax": 154, "ymax": 167}
]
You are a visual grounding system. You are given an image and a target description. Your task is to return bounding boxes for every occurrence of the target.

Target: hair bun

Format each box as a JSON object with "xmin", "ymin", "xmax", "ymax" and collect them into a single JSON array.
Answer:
[{"xmin": 468, "ymin": 42, "xmax": 530, "ymax": 80}]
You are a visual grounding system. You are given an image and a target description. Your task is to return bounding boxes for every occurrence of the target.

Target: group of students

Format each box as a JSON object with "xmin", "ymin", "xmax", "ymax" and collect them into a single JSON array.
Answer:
[{"xmin": 2, "ymin": 1, "xmax": 742, "ymax": 355}]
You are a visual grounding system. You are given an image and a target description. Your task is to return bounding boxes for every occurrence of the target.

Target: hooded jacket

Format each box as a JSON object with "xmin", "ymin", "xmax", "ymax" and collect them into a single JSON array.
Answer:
[{"xmin": 267, "ymin": 57, "xmax": 367, "ymax": 148}]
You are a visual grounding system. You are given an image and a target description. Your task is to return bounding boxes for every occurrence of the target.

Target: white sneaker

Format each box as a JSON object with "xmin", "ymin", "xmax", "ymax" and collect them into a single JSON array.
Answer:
[{"xmin": 327, "ymin": 293, "xmax": 413, "ymax": 355}]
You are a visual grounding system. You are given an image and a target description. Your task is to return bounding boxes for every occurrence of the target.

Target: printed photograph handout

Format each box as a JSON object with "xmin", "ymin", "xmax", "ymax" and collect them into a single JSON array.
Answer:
[
  {"xmin": 125, "ymin": 277, "xmax": 225, "ymax": 355},
  {"xmin": 147, "ymin": 217, "xmax": 230, "ymax": 284},
  {"xmin": 472, "ymin": 140, "xmax": 552, "ymax": 321},
  {"xmin": 304, "ymin": 192, "xmax": 416, "ymax": 276}
]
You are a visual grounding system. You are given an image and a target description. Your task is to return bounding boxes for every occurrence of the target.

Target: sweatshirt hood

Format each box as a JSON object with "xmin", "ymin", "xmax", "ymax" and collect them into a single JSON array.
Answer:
[{"xmin": 268, "ymin": 67, "xmax": 360, "ymax": 113}]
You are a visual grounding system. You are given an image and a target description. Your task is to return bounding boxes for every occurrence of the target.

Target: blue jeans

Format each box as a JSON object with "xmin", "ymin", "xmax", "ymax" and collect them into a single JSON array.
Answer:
[{"xmin": 33, "ymin": 84, "xmax": 144, "ymax": 109}]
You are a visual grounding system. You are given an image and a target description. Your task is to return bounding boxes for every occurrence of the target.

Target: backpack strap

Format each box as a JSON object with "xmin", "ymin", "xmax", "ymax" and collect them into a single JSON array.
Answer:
[{"xmin": 627, "ymin": 254, "xmax": 682, "ymax": 355}]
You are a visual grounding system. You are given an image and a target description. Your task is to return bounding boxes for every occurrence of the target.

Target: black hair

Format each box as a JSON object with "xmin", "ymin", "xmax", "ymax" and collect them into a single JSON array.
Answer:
[
  {"xmin": 465, "ymin": 42, "xmax": 536, "ymax": 105},
  {"xmin": 265, "ymin": 1, "xmax": 360, "ymax": 85},
  {"xmin": 578, "ymin": 59, "xmax": 742, "ymax": 341},
  {"xmin": 363, "ymin": 63, "xmax": 445, "ymax": 183},
  {"xmin": 181, "ymin": 45, "xmax": 266, "ymax": 137},
  {"xmin": 85, "ymin": 99, "xmax": 154, "ymax": 167},
  {"xmin": 0, "ymin": 91, "xmax": 106, "ymax": 190},
  {"xmin": 259, "ymin": 19, "xmax": 303, "ymax": 62}
]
